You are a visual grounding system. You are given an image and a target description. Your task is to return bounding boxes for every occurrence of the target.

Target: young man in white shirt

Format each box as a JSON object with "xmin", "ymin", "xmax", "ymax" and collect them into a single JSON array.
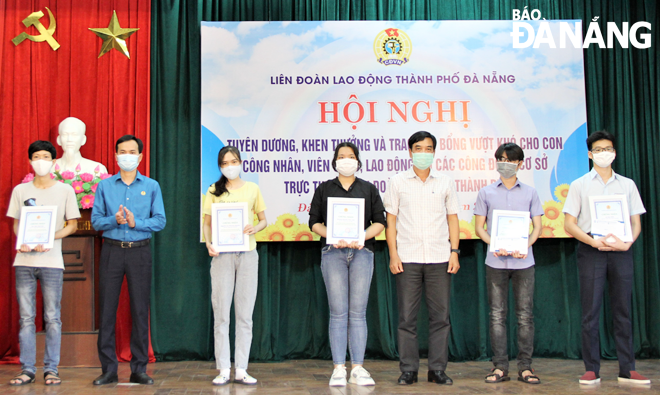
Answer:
[
  {"xmin": 563, "ymin": 130, "xmax": 649, "ymax": 385},
  {"xmin": 384, "ymin": 131, "xmax": 460, "ymax": 386}
]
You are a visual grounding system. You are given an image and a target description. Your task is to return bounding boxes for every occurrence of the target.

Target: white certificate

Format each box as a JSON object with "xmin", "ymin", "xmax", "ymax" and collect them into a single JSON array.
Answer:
[
  {"xmin": 211, "ymin": 202, "xmax": 250, "ymax": 252},
  {"xmin": 326, "ymin": 197, "xmax": 365, "ymax": 246},
  {"xmin": 16, "ymin": 206, "xmax": 58, "ymax": 249},
  {"xmin": 589, "ymin": 195, "xmax": 632, "ymax": 242},
  {"xmin": 489, "ymin": 210, "xmax": 530, "ymax": 254}
]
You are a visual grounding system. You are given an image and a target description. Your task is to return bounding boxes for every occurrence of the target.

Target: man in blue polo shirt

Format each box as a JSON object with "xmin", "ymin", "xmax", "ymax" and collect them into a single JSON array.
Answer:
[
  {"xmin": 474, "ymin": 143, "xmax": 543, "ymax": 385},
  {"xmin": 91, "ymin": 135, "xmax": 166, "ymax": 386}
]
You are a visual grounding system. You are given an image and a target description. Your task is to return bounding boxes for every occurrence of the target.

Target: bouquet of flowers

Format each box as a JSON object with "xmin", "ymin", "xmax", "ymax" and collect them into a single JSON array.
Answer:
[{"xmin": 22, "ymin": 163, "xmax": 112, "ymax": 209}]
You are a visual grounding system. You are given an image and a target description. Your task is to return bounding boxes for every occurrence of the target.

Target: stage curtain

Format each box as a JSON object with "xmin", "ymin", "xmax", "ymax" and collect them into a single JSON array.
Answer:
[
  {"xmin": 0, "ymin": 0, "xmax": 153, "ymax": 363},
  {"xmin": 150, "ymin": 0, "xmax": 659, "ymax": 362}
]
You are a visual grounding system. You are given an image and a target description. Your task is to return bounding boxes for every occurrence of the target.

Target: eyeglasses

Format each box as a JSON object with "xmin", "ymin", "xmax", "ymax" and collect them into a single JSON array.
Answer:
[
  {"xmin": 496, "ymin": 157, "xmax": 519, "ymax": 164},
  {"xmin": 591, "ymin": 147, "xmax": 615, "ymax": 153}
]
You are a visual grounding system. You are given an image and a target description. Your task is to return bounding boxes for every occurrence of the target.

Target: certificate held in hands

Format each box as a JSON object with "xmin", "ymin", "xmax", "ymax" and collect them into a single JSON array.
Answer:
[
  {"xmin": 16, "ymin": 206, "xmax": 58, "ymax": 249},
  {"xmin": 211, "ymin": 202, "xmax": 250, "ymax": 252},
  {"xmin": 589, "ymin": 195, "xmax": 632, "ymax": 242},
  {"xmin": 326, "ymin": 197, "xmax": 365, "ymax": 246},
  {"xmin": 489, "ymin": 210, "xmax": 530, "ymax": 255}
]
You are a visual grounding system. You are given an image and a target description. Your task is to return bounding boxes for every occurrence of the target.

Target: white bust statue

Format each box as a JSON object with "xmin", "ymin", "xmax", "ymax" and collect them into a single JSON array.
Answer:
[{"xmin": 55, "ymin": 117, "xmax": 108, "ymax": 174}]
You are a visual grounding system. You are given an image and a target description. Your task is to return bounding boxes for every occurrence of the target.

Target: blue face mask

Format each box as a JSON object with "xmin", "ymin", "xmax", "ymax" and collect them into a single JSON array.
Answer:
[
  {"xmin": 412, "ymin": 153, "xmax": 434, "ymax": 170},
  {"xmin": 117, "ymin": 154, "xmax": 139, "ymax": 171}
]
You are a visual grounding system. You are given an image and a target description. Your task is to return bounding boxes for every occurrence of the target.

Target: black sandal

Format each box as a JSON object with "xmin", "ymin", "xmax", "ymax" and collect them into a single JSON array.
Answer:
[
  {"xmin": 518, "ymin": 369, "xmax": 541, "ymax": 384},
  {"xmin": 9, "ymin": 371, "xmax": 35, "ymax": 386},
  {"xmin": 485, "ymin": 368, "xmax": 510, "ymax": 383},
  {"xmin": 44, "ymin": 371, "xmax": 62, "ymax": 386}
]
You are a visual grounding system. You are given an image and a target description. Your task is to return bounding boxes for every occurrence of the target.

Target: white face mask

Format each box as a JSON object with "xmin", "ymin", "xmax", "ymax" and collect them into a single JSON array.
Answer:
[
  {"xmin": 31, "ymin": 160, "xmax": 53, "ymax": 176},
  {"xmin": 117, "ymin": 154, "xmax": 140, "ymax": 172},
  {"xmin": 221, "ymin": 165, "xmax": 241, "ymax": 180},
  {"xmin": 592, "ymin": 151, "xmax": 616, "ymax": 168},
  {"xmin": 336, "ymin": 158, "xmax": 358, "ymax": 176}
]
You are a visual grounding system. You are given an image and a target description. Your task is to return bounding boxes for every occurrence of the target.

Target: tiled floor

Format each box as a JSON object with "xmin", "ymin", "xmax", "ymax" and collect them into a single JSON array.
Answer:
[{"xmin": 0, "ymin": 358, "xmax": 658, "ymax": 394}]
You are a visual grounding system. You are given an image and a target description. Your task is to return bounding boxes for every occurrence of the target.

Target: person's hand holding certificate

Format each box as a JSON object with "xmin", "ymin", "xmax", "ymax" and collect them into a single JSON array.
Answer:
[
  {"xmin": 589, "ymin": 195, "xmax": 632, "ymax": 242},
  {"xmin": 489, "ymin": 210, "xmax": 530, "ymax": 257},
  {"xmin": 16, "ymin": 206, "xmax": 58, "ymax": 251},
  {"xmin": 211, "ymin": 202, "xmax": 250, "ymax": 252},
  {"xmin": 326, "ymin": 197, "xmax": 365, "ymax": 247}
]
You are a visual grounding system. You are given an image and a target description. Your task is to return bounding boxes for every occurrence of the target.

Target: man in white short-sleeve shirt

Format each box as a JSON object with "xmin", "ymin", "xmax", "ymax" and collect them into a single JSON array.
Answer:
[
  {"xmin": 6, "ymin": 140, "xmax": 80, "ymax": 386},
  {"xmin": 563, "ymin": 130, "xmax": 649, "ymax": 385},
  {"xmin": 384, "ymin": 131, "xmax": 460, "ymax": 386}
]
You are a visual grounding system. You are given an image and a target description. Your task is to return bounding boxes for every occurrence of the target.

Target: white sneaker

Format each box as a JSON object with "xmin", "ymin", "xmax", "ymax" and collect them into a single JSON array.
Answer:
[
  {"xmin": 212, "ymin": 373, "xmax": 229, "ymax": 386},
  {"xmin": 329, "ymin": 366, "xmax": 347, "ymax": 387},
  {"xmin": 349, "ymin": 366, "xmax": 375, "ymax": 386},
  {"xmin": 234, "ymin": 371, "xmax": 258, "ymax": 385}
]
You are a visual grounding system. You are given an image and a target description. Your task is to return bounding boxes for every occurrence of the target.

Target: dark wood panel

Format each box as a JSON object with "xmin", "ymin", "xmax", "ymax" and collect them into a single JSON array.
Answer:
[
  {"xmin": 36, "ymin": 332, "xmax": 100, "ymax": 367},
  {"xmin": 61, "ymin": 237, "xmax": 94, "ymax": 332}
]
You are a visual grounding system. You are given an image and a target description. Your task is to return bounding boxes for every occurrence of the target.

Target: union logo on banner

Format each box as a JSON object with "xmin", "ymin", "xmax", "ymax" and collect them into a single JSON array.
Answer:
[{"xmin": 374, "ymin": 27, "xmax": 412, "ymax": 66}]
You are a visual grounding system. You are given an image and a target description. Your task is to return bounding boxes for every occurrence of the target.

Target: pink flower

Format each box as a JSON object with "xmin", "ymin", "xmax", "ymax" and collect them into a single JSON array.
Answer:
[
  {"xmin": 99, "ymin": 173, "xmax": 112, "ymax": 180},
  {"xmin": 94, "ymin": 165, "xmax": 100, "ymax": 173},
  {"xmin": 54, "ymin": 163, "xmax": 60, "ymax": 171},
  {"xmin": 91, "ymin": 183, "xmax": 98, "ymax": 193},
  {"xmin": 72, "ymin": 181, "xmax": 84, "ymax": 194},
  {"xmin": 80, "ymin": 172, "xmax": 94, "ymax": 182},
  {"xmin": 21, "ymin": 173, "xmax": 34, "ymax": 183},
  {"xmin": 50, "ymin": 173, "xmax": 55, "ymax": 179},
  {"xmin": 80, "ymin": 194, "xmax": 95, "ymax": 209},
  {"xmin": 61, "ymin": 170, "xmax": 75, "ymax": 180},
  {"xmin": 75, "ymin": 164, "xmax": 81, "ymax": 172}
]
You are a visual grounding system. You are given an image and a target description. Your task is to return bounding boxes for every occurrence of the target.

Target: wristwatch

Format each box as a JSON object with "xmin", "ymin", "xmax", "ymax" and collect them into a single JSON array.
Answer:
[{"xmin": 451, "ymin": 249, "xmax": 461, "ymax": 256}]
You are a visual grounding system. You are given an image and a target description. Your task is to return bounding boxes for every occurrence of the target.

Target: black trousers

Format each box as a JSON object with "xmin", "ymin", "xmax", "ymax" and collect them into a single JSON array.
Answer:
[
  {"xmin": 577, "ymin": 241, "xmax": 635, "ymax": 376},
  {"xmin": 396, "ymin": 262, "xmax": 452, "ymax": 372},
  {"xmin": 97, "ymin": 242, "xmax": 152, "ymax": 373}
]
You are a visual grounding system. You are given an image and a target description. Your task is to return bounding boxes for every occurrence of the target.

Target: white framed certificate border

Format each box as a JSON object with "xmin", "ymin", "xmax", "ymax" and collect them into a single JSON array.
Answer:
[
  {"xmin": 211, "ymin": 202, "xmax": 250, "ymax": 252},
  {"xmin": 16, "ymin": 206, "xmax": 58, "ymax": 249},
  {"xmin": 326, "ymin": 197, "xmax": 366, "ymax": 246},
  {"xmin": 589, "ymin": 195, "xmax": 632, "ymax": 242},
  {"xmin": 489, "ymin": 209, "xmax": 530, "ymax": 254}
]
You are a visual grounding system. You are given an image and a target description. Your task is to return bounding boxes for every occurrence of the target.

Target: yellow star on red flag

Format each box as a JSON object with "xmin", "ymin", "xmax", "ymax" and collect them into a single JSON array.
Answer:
[
  {"xmin": 385, "ymin": 28, "xmax": 399, "ymax": 37},
  {"xmin": 89, "ymin": 10, "xmax": 139, "ymax": 58}
]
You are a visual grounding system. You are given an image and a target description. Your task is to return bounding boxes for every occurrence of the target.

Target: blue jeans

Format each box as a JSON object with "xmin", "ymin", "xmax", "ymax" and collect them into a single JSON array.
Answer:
[
  {"xmin": 320, "ymin": 246, "xmax": 374, "ymax": 365},
  {"xmin": 15, "ymin": 266, "xmax": 63, "ymax": 375}
]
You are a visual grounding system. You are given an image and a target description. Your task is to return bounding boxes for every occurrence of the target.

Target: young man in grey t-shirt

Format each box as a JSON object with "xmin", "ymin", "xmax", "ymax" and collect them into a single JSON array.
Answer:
[{"xmin": 6, "ymin": 141, "xmax": 80, "ymax": 386}]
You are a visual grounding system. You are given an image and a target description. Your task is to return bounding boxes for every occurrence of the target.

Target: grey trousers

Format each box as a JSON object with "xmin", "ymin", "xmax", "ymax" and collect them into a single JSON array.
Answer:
[
  {"xmin": 486, "ymin": 265, "xmax": 535, "ymax": 372},
  {"xmin": 210, "ymin": 249, "xmax": 259, "ymax": 370},
  {"xmin": 396, "ymin": 262, "xmax": 452, "ymax": 372}
]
